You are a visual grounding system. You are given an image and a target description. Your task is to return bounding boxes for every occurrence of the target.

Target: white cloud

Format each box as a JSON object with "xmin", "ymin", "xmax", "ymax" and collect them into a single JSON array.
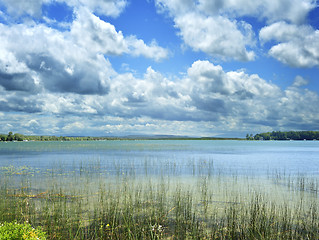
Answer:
[
  {"xmin": 198, "ymin": 0, "xmax": 316, "ymax": 24},
  {"xmin": 126, "ymin": 37, "xmax": 169, "ymax": 62},
  {"xmin": 105, "ymin": 68, "xmax": 188, "ymax": 120},
  {"xmin": 1, "ymin": 1, "xmax": 168, "ymax": 62},
  {"xmin": 1, "ymin": 59, "xmax": 319, "ymax": 135},
  {"xmin": 278, "ymin": 86, "xmax": 319, "ymax": 129},
  {"xmin": 259, "ymin": 21, "xmax": 312, "ymax": 43},
  {"xmin": 71, "ymin": 8, "xmax": 127, "ymax": 55},
  {"xmin": 0, "ymin": 0, "xmax": 318, "ymax": 136},
  {"xmin": 0, "ymin": 6, "xmax": 169, "ymax": 96},
  {"xmin": 293, "ymin": 76, "xmax": 309, "ymax": 87},
  {"xmin": 24, "ymin": 119, "xmax": 40, "ymax": 128},
  {"xmin": 62, "ymin": 121, "xmax": 86, "ymax": 132},
  {"xmin": 63, "ymin": 60, "xmax": 317, "ymax": 134},
  {"xmin": 41, "ymin": 93, "xmax": 104, "ymax": 115},
  {"xmin": 260, "ymin": 22, "xmax": 319, "ymax": 68},
  {"xmin": 0, "ymin": 0, "xmax": 48, "ymax": 18},
  {"xmin": 185, "ymin": 60, "xmax": 283, "ymax": 123},
  {"xmin": 67, "ymin": 0, "xmax": 128, "ymax": 18},
  {"xmin": 0, "ymin": 47, "xmax": 29, "ymax": 74},
  {"xmin": 0, "ymin": 22, "xmax": 115, "ymax": 95},
  {"xmin": 71, "ymin": 8, "xmax": 168, "ymax": 61},
  {"xmin": 0, "ymin": 0, "xmax": 128, "ymax": 18},
  {"xmin": 23, "ymin": 119, "xmax": 41, "ymax": 134},
  {"xmin": 155, "ymin": 0, "xmax": 317, "ymax": 62},
  {"xmin": 175, "ymin": 13, "xmax": 255, "ymax": 61},
  {"xmin": 187, "ymin": 60, "xmax": 280, "ymax": 98},
  {"xmin": 155, "ymin": 0, "xmax": 256, "ymax": 61}
]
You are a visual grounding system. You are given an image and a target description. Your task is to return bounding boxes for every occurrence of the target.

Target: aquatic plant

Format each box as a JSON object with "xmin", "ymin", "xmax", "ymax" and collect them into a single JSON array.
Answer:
[{"xmin": 1, "ymin": 159, "xmax": 319, "ymax": 239}]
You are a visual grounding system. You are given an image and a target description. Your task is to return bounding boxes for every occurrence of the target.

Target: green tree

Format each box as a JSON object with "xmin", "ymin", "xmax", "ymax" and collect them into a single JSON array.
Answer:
[
  {"xmin": 13, "ymin": 133, "xmax": 24, "ymax": 141},
  {"xmin": 7, "ymin": 132, "xmax": 13, "ymax": 141},
  {"xmin": 0, "ymin": 134, "xmax": 7, "ymax": 141}
]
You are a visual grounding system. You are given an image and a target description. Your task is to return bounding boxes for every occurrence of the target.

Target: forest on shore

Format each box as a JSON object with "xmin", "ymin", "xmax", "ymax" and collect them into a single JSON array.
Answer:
[
  {"xmin": 0, "ymin": 132, "xmax": 124, "ymax": 142},
  {"xmin": 1, "ymin": 131, "xmax": 318, "ymax": 142},
  {"xmin": 246, "ymin": 131, "xmax": 319, "ymax": 140},
  {"xmin": 0, "ymin": 132, "xmax": 241, "ymax": 141}
]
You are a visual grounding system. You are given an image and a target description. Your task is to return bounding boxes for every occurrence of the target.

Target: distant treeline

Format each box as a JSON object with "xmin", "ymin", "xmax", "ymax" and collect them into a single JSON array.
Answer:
[
  {"xmin": 0, "ymin": 132, "xmax": 242, "ymax": 142},
  {"xmin": 0, "ymin": 132, "xmax": 117, "ymax": 142},
  {"xmin": 246, "ymin": 131, "xmax": 319, "ymax": 140}
]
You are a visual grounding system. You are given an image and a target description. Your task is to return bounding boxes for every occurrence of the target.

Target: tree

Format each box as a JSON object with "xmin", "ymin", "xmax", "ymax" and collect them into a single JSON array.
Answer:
[
  {"xmin": 13, "ymin": 133, "xmax": 24, "ymax": 141},
  {"xmin": 7, "ymin": 132, "xmax": 13, "ymax": 141},
  {"xmin": 0, "ymin": 134, "xmax": 7, "ymax": 141},
  {"xmin": 252, "ymin": 131, "xmax": 319, "ymax": 141}
]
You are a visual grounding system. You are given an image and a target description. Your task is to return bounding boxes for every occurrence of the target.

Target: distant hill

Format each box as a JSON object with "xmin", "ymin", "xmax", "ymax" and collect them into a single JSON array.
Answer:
[
  {"xmin": 123, "ymin": 134, "xmax": 189, "ymax": 139},
  {"xmin": 123, "ymin": 135, "xmax": 243, "ymax": 140}
]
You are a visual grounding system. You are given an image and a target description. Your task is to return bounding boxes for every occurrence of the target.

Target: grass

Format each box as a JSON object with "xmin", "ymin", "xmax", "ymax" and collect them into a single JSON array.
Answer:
[{"xmin": 0, "ymin": 158, "xmax": 319, "ymax": 239}]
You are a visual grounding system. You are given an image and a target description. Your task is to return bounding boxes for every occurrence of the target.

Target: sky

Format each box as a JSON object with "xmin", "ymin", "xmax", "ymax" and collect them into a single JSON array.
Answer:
[{"xmin": 0, "ymin": 0, "xmax": 318, "ymax": 138}]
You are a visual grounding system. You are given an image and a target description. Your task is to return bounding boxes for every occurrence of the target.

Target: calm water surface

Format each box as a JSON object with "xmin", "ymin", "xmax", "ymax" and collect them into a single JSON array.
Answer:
[{"xmin": 0, "ymin": 140, "xmax": 318, "ymax": 176}]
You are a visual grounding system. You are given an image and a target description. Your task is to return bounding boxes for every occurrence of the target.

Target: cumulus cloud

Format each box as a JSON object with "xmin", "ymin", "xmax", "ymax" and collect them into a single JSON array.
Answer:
[
  {"xmin": 0, "ymin": 0, "xmax": 128, "ymax": 18},
  {"xmin": 0, "ymin": 0, "xmax": 47, "ymax": 18},
  {"xmin": 104, "ymin": 68, "xmax": 192, "ymax": 121},
  {"xmin": 126, "ymin": 37, "xmax": 169, "ymax": 62},
  {"xmin": 155, "ymin": 0, "xmax": 317, "ymax": 62},
  {"xmin": 1, "ymin": 1, "xmax": 169, "ymax": 63},
  {"xmin": 40, "ymin": 59, "xmax": 316, "ymax": 133},
  {"xmin": 0, "ymin": 37, "xmax": 41, "ymax": 93},
  {"xmin": 0, "ymin": 72, "xmax": 40, "ymax": 93},
  {"xmin": 67, "ymin": 0, "xmax": 128, "ymax": 18},
  {"xmin": 0, "ymin": 91, "xmax": 43, "ymax": 113},
  {"xmin": 94, "ymin": 59, "xmax": 318, "ymax": 134},
  {"xmin": 277, "ymin": 85, "xmax": 319, "ymax": 129},
  {"xmin": 198, "ymin": 0, "xmax": 316, "ymax": 24},
  {"xmin": 293, "ymin": 76, "xmax": 309, "ymax": 87},
  {"xmin": 71, "ymin": 8, "xmax": 169, "ymax": 61},
  {"xmin": 187, "ymin": 60, "xmax": 281, "ymax": 99},
  {"xmin": 0, "ymin": 22, "xmax": 114, "ymax": 95},
  {"xmin": 24, "ymin": 119, "xmax": 40, "ymax": 128},
  {"xmin": 41, "ymin": 93, "xmax": 104, "ymax": 115},
  {"xmin": 260, "ymin": 22, "xmax": 319, "ymax": 68},
  {"xmin": 71, "ymin": 8, "xmax": 127, "ymax": 55},
  {"xmin": 62, "ymin": 121, "xmax": 86, "ymax": 132},
  {"xmin": 1, "ymin": 58, "xmax": 319, "ymax": 135},
  {"xmin": 186, "ymin": 60, "xmax": 283, "ymax": 123},
  {"xmin": 0, "ymin": 0, "xmax": 318, "ymax": 136},
  {"xmin": 175, "ymin": 13, "xmax": 255, "ymax": 61},
  {"xmin": 156, "ymin": 0, "xmax": 255, "ymax": 61},
  {"xmin": 0, "ymin": 6, "xmax": 168, "ymax": 96}
]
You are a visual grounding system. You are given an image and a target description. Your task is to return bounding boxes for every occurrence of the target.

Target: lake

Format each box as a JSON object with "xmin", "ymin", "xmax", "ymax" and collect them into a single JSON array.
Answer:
[
  {"xmin": 1, "ymin": 140, "xmax": 319, "ymax": 239},
  {"xmin": 0, "ymin": 140, "xmax": 318, "ymax": 176}
]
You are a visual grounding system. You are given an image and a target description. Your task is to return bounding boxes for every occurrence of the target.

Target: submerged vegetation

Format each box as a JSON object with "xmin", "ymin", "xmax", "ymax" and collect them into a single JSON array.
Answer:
[{"xmin": 1, "ymin": 157, "xmax": 319, "ymax": 239}]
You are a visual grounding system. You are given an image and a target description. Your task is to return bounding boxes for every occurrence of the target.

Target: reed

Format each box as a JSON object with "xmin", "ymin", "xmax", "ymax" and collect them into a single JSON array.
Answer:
[{"xmin": 1, "ymin": 159, "xmax": 319, "ymax": 239}]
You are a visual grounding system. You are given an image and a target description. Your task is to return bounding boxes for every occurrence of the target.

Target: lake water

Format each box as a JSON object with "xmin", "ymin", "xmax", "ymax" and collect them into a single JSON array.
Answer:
[
  {"xmin": 0, "ymin": 140, "xmax": 318, "ymax": 177},
  {"xmin": 1, "ymin": 139, "xmax": 319, "ymax": 232}
]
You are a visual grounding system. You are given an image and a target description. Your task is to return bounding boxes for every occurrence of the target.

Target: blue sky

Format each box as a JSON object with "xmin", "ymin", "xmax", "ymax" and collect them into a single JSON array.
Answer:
[{"xmin": 0, "ymin": 0, "xmax": 318, "ymax": 137}]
